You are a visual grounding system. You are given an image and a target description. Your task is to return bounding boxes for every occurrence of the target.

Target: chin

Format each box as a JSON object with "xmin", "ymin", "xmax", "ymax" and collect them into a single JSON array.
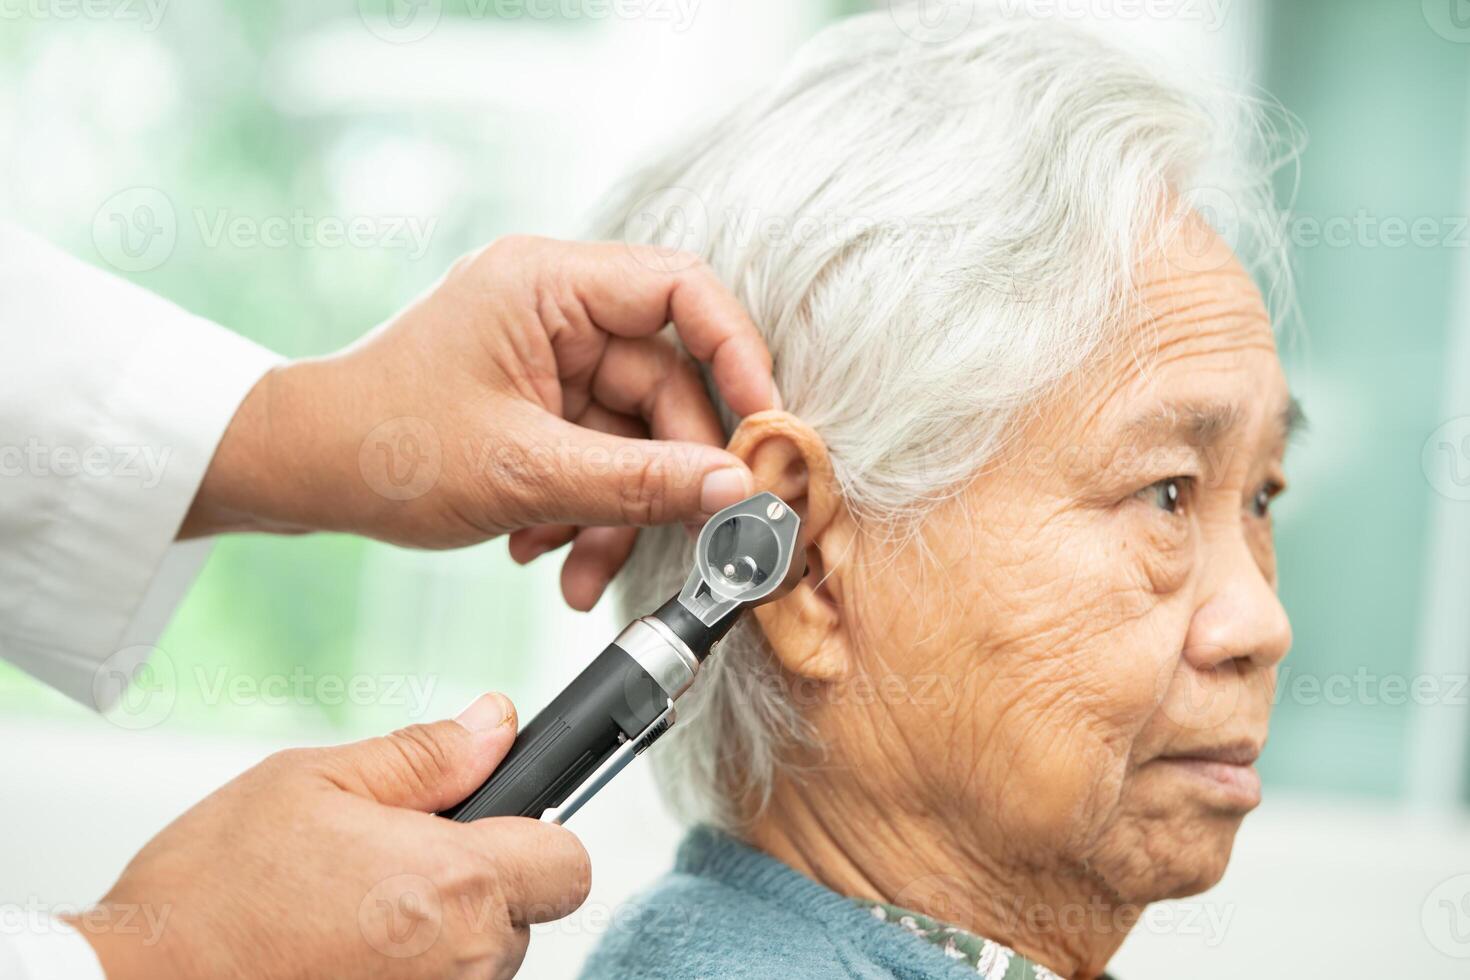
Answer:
[
  {"xmin": 1157, "ymin": 818, "xmax": 1247, "ymax": 900},
  {"xmin": 1096, "ymin": 809, "xmax": 1247, "ymax": 904}
]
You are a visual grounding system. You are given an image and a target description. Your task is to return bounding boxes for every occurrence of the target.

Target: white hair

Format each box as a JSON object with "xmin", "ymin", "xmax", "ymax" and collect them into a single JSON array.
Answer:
[{"xmin": 596, "ymin": 3, "xmax": 1297, "ymax": 833}]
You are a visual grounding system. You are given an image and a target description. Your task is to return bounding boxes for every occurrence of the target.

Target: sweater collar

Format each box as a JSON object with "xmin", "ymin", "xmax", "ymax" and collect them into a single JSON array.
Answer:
[{"xmin": 674, "ymin": 826, "xmax": 1095, "ymax": 980}]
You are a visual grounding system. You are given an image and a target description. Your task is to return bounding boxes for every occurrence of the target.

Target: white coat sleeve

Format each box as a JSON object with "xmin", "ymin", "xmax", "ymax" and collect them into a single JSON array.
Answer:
[
  {"xmin": 0, "ymin": 918, "xmax": 106, "ymax": 980},
  {"xmin": 0, "ymin": 223, "xmax": 282, "ymax": 712}
]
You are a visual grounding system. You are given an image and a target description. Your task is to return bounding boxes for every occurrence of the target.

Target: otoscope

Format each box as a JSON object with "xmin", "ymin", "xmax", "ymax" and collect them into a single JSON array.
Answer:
[{"xmin": 441, "ymin": 491, "xmax": 804, "ymax": 824}]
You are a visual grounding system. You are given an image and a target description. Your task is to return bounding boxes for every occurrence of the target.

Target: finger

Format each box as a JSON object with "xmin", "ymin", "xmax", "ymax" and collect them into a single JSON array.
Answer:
[
  {"xmin": 591, "ymin": 336, "xmax": 727, "ymax": 447},
  {"xmin": 518, "ymin": 413, "xmax": 753, "ymax": 527},
  {"xmin": 464, "ymin": 819, "xmax": 592, "ymax": 925},
  {"xmin": 559, "ymin": 526, "xmax": 639, "ymax": 611},
  {"xmin": 508, "ymin": 403, "xmax": 647, "ymax": 565},
  {"xmin": 322, "ymin": 693, "xmax": 518, "ymax": 811},
  {"xmin": 508, "ymin": 525, "xmax": 577, "ymax": 563},
  {"xmin": 557, "ymin": 242, "xmax": 778, "ymax": 417}
]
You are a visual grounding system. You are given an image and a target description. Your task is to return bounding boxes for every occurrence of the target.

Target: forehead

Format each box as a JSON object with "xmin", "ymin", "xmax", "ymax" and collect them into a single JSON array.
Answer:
[{"xmin": 1074, "ymin": 226, "xmax": 1287, "ymax": 442}]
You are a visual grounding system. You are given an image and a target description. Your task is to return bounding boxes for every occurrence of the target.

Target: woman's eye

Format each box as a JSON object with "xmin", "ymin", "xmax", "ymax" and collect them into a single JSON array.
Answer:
[
  {"xmin": 1138, "ymin": 477, "xmax": 1189, "ymax": 514},
  {"xmin": 1251, "ymin": 480, "xmax": 1284, "ymax": 518}
]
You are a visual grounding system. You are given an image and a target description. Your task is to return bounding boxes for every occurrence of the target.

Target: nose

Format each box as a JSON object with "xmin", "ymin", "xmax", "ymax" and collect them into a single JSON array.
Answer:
[{"xmin": 1184, "ymin": 536, "xmax": 1293, "ymax": 672}]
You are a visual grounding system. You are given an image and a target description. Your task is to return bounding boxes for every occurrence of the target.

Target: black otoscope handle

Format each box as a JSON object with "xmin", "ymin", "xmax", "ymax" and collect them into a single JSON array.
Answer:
[{"xmin": 440, "ymin": 642, "xmax": 669, "ymax": 822}]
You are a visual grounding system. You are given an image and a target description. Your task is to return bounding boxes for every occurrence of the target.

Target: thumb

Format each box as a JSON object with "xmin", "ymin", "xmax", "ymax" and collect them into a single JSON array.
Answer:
[
  {"xmin": 527, "ymin": 415, "xmax": 754, "ymax": 527},
  {"xmin": 323, "ymin": 692, "xmax": 518, "ymax": 812}
]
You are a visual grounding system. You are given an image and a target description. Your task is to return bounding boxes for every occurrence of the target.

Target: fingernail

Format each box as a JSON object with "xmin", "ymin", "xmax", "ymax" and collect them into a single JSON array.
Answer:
[
  {"xmin": 701, "ymin": 467, "xmax": 753, "ymax": 515},
  {"xmin": 770, "ymin": 380, "xmax": 784, "ymax": 412},
  {"xmin": 456, "ymin": 692, "xmax": 513, "ymax": 733}
]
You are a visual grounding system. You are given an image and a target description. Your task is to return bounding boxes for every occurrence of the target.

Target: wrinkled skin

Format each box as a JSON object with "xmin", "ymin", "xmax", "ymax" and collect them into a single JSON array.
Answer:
[{"xmin": 744, "ymin": 226, "xmax": 1295, "ymax": 979}]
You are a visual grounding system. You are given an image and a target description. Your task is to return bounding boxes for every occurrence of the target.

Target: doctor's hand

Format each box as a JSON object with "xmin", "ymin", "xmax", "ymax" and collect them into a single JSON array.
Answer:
[
  {"xmin": 78, "ymin": 693, "xmax": 588, "ymax": 980},
  {"xmin": 183, "ymin": 236, "xmax": 778, "ymax": 610}
]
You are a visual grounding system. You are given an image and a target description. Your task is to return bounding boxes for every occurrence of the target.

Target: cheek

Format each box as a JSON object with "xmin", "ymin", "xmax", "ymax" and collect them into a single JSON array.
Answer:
[{"xmin": 868, "ymin": 504, "xmax": 1194, "ymax": 858}]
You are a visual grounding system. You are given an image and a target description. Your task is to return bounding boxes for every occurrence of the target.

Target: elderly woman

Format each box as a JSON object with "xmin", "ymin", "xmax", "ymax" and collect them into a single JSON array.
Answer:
[{"xmin": 580, "ymin": 8, "xmax": 1298, "ymax": 979}]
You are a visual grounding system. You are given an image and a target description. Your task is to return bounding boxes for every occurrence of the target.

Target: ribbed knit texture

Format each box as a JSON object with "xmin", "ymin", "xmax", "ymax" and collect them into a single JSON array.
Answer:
[{"xmin": 578, "ymin": 825, "xmax": 1004, "ymax": 980}]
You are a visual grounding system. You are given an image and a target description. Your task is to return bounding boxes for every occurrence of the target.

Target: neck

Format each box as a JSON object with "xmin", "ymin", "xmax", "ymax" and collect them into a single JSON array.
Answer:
[{"xmin": 748, "ymin": 774, "xmax": 1136, "ymax": 979}]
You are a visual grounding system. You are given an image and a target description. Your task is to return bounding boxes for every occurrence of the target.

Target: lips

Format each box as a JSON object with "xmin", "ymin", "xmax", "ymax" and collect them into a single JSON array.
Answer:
[
  {"xmin": 1159, "ymin": 740, "xmax": 1261, "ymax": 767},
  {"xmin": 1152, "ymin": 740, "xmax": 1264, "ymax": 809}
]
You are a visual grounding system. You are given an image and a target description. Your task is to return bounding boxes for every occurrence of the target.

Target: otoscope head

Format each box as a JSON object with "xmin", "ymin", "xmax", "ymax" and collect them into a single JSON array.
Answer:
[
  {"xmin": 650, "ymin": 492, "xmax": 805, "ymax": 661},
  {"xmin": 693, "ymin": 491, "xmax": 805, "ymax": 609}
]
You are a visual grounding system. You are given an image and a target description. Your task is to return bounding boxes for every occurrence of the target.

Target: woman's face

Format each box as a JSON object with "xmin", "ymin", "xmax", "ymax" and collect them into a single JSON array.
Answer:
[{"xmin": 814, "ymin": 226, "xmax": 1295, "ymax": 905}]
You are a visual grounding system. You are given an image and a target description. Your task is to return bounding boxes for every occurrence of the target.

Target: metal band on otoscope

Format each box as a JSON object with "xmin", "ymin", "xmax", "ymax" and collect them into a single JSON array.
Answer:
[{"xmin": 613, "ymin": 618, "xmax": 700, "ymax": 701}]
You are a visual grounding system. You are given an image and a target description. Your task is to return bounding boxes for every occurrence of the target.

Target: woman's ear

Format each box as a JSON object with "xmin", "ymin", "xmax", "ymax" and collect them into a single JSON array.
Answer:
[{"xmin": 726, "ymin": 411, "xmax": 854, "ymax": 681}]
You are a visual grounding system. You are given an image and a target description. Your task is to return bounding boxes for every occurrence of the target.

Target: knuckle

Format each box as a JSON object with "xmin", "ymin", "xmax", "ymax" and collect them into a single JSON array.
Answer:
[
  {"xmin": 483, "ymin": 234, "xmax": 546, "ymax": 266},
  {"xmin": 385, "ymin": 723, "xmax": 456, "ymax": 789},
  {"xmin": 258, "ymin": 746, "xmax": 316, "ymax": 776},
  {"xmin": 485, "ymin": 436, "xmax": 554, "ymax": 525},
  {"xmin": 618, "ymin": 457, "xmax": 665, "ymax": 526}
]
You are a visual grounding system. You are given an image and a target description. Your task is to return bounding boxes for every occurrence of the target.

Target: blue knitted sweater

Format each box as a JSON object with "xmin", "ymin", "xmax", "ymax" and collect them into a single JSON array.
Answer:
[{"xmin": 578, "ymin": 826, "xmax": 1004, "ymax": 980}]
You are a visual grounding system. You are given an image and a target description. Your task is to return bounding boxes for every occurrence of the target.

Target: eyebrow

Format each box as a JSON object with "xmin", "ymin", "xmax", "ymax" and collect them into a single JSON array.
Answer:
[{"xmin": 1122, "ymin": 396, "xmax": 1306, "ymax": 450}]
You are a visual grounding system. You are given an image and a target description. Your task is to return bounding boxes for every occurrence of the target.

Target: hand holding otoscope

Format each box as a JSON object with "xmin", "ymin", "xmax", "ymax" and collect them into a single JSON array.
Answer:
[{"xmin": 442, "ymin": 491, "xmax": 804, "ymax": 824}]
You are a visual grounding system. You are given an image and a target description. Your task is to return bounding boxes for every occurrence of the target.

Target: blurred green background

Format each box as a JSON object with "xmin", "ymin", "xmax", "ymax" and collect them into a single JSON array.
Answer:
[{"xmin": 2, "ymin": 0, "xmax": 1467, "ymax": 810}]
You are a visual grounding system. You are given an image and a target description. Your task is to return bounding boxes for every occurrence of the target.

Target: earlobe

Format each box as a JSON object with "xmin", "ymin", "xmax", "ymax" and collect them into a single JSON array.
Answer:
[{"xmin": 726, "ymin": 411, "xmax": 852, "ymax": 681}]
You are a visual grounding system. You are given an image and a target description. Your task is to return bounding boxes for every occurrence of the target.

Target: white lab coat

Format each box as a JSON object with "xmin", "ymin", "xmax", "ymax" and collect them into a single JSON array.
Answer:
[{"xmin": 0, "ymin": 223, "xmax": 280, "ymax": 978}]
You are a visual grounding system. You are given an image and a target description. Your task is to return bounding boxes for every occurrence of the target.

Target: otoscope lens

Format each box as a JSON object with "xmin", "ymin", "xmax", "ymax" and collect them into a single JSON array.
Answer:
[{"xmin": 705, "ymin": 515, "xmax": 779, "ymax": 595}]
